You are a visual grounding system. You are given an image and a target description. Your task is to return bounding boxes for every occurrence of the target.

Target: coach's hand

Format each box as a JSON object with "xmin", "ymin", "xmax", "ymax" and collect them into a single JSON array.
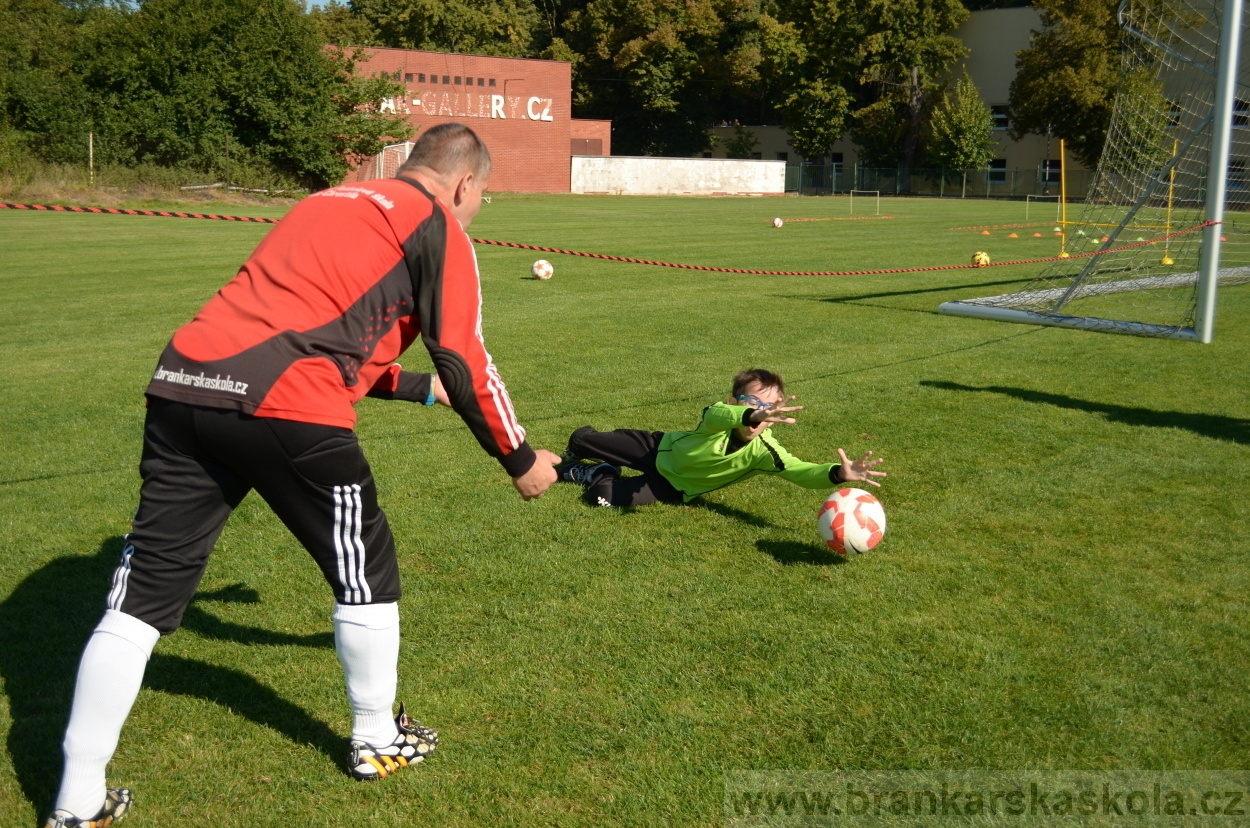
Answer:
[{"xmin": 513, "ymin": 449, "xmax": 561, "ymax": 500}]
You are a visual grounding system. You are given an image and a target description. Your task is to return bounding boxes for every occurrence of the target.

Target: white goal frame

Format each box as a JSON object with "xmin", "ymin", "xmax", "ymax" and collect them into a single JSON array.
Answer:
[
  {"xmin": 939, "ymin": 0, "xmax": 1245, "ymax": 342},
  {"xmin": 849, "ymin": 190, "xmax": 880, "ymax": 216},
  {"xmin": 1025, "ymin": 194, "xmax": 1061, "ymax": 221}
]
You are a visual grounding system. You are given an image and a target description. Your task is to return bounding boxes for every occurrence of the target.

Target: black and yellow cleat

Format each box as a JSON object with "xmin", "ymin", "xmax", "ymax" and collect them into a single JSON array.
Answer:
[
  {"xmin": 349, "ymin": 702, "xmax": 438, "ymax": 781},
  {"xmin": 45, "ymin": 788, "xmax": 132, "ymax": 827}
]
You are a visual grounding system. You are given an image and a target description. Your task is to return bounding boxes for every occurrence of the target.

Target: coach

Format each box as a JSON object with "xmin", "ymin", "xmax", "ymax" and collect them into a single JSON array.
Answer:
[{"xmin": 46, "ymin": 124, "xmax": 560, "ymax": 828}]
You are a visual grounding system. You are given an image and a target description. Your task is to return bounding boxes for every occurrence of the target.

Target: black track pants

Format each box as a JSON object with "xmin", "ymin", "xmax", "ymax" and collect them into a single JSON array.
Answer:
[
  {"xmin": 109, "ymin": 398, "xmax": 400, "ymax": 634},
  {"xmin": 566, "ymin": 426, "xmax": 684, "ymax": 508}
]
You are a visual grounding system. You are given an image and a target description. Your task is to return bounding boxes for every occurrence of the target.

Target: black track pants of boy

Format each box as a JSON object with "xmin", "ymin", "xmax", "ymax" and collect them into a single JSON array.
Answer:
[
  {"xmin": 109, "ymin": 398, "xmax": 400, "ymax": 634},
  {"xmin": 567, "ymin": 426, "xmax": 683, "ymax": 507}
]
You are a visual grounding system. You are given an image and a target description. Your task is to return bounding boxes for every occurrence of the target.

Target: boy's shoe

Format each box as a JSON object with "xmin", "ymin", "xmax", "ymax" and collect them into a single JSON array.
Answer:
[
  {"xmin": 560, "ymin": 461, "xmax": 619, "ymax": 486},
  {"xmin": 349, "ymin": 702, "xmax": 438, "ymax": 780},
  {"xmin": 44, "ymin": 788, "xmax": 132, "ymax": 827}
]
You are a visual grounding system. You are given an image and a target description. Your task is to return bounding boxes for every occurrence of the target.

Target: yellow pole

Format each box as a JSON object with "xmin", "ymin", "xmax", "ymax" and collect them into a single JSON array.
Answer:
[
  {"xmin": 1161, "ymin": 139, "xmax": 1177, "ymax": 265},
  {"xmin": 1058, "ymin": 138, "xmax": 1070, "ymax": 257}
]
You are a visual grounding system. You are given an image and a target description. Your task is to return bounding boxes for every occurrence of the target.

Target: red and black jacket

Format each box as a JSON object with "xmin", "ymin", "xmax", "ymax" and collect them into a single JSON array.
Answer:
[{"xmin": 146, "ymin": 177, "xmax": 535, "ymax": 477}]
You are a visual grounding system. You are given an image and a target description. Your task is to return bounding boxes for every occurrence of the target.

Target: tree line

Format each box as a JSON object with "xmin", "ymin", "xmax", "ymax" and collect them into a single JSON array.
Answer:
[{"xmin": 0, "ymin": 0, "xmax": 1124, "ymax": 189}]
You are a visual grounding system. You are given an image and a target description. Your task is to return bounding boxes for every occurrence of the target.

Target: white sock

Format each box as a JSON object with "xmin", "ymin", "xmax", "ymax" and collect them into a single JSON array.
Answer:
[
  {"xmin": 55, "ymin": 610, "xmax": 160, "ymax": 818},
  {"xmin": 333, "ymin": 602, "xmax": 401, "ymax": 747}
]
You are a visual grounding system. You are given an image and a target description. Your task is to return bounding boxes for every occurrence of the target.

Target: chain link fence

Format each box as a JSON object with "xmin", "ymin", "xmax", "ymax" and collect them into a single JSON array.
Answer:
[{"xmin": 784, "ymin": 164, "xmax": 1094, "ymax": 199}]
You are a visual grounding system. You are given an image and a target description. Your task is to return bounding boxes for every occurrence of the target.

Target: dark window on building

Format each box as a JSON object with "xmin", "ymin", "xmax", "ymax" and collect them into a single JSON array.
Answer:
[
  {"xmin": 776, "ymin": 152, "xmax": 788, "ymax": 161},
  {"xmin": 1229, "ymin": 159, "xmax": 1247, "ymax": 188},
  {"xmin": 442, "ymin": 75, "xmax": 450, "ymax": 84},
  {"xmin": 987, "ymin": 158, "xmax": 1008, "ymax": 183},
  {"xmin": 489, "ymin": 78, "xmax": 497, "ymax": 87},
  {"xmin": 454, "ymin": 76, "xmax": 461, "ymax": 85},
  {"xmin": 751, "ymin": 152, "xmax": 762, "ymax": 159},
  {"xmin": 418, "ymin": 73, "xmax": 425, "ymax": 82},
  {"xmin": 405, "ymin": 73, "xmax": 413, "ymax": 82},
  {"xmin": 477, "ymin": 78, "xmax": 485, "ymax": 86},
  {"xmin": 702, "ymin": 152, "xmax": 712, "ymax": 158},
  {"xmin": 830, "ymin": 152, "xmax": 844, "ymax": 164},
  {"xmin": 990, "ymin": 105, "xmax": 1009, "ymax": 131},
  {"xmin": 430, "ymin": 75, "xmax": 438, "ymax": 84},
  {"xmin": 1233, "ymin": 99, "xmax": 1250, "ymax": 127},
  {"xmin": 1040, "ymin": 158, "xmax": 1061, "ymax": 184}
]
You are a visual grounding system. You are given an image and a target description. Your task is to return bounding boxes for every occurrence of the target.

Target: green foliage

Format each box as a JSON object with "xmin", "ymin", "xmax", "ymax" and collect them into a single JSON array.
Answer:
[
  {"xmin": 723, "ymin": 124, "xmax": 759, "ymax": 158},
  {"xmin": 926, "ymin": 69, "xmax": 995, "ymax": 171},
  {"xmin": 1113, "ymin": 66, "xmax": 1173, "ymax": 176},
  {"xmin": 0, "ymin": 0, "xmax": 407, "ymax": 187},
  {"xmin": 847, "ymin": 0, "xmax": 968, "ymax": 176},
  {"xmin": 777, "ymin": 78, "xmax": 852, "ymax": 161},
  {"xmin": 1007, "ymin": 0, "xmax": 1121, "ymax": 169},
  {"xmin": 308, "ymin": 0, "xmax": 380, "ymax": 46},
  {"xmin": 562, "ymin": 0, "xmax": 766, "ymax": 155},
  {"xmin": 352, "ymin": 0, "xmax": 543, "ymax": 57}
]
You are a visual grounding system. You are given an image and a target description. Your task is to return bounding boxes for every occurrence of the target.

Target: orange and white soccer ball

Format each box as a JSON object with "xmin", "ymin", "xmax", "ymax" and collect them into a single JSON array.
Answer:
[
  {"xmin": 817, "ymin": 488, "xmax": 886, "ymax": 554},
  {"xmin": 532, "ymin": 259, "xmax": 554, "ymax": 280}
]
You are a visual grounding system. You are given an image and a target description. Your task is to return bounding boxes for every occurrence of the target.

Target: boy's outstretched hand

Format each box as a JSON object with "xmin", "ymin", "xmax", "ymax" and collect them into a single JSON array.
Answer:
[
  {"xmin": 836, "ymin": 448, "xmax": 886, "ymax": 487},
  {"xmin": 749, "ymin": 395, "xmax": 804, "ymax": 426}
]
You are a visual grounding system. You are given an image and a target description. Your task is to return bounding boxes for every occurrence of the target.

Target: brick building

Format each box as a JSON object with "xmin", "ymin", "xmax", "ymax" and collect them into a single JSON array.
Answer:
[{"xmin": 344, "ymin": 47, "xmax": 610, "ymax": 193}]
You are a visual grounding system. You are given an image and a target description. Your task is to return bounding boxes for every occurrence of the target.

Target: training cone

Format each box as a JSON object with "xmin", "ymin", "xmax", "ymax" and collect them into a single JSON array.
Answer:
[
  {"xmin": 1033, "ymin": 232, "xmax": 1042, "ymax": 237},
  {"xmin": 1100, "ymin": 236, "xmax": 1109, "ymax": 242},
  {"xmin": 981, "ymin": 230, "xmax": 991, "ymax": 235},
  {"xmin": 1221, "ymin": 235, "xmax": 1227, "ymax": 241},
  {"xmin": 1008, "ymin": 233, "xmax": 1018, "ymax": 238}
]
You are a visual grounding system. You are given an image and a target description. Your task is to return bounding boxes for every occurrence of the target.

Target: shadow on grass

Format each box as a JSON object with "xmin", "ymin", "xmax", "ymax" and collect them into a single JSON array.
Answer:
[
  {"xmin": 756, "ymin": 539, "xmax": 846, "ymax": 566},
  {"xmin": 692, "ymin": 499, "xmax": 777, "ymax": 528},
  {"xmin": 921, "ymin": 380, "xmax": 1249, "ymax": 446},
  {"xmin": 794, "ymin": 276, "xmax": 1034, "ymax": 304},
  {"xmin": 0, "ymin": 538, "xmax": 339, "ymax": 814}
]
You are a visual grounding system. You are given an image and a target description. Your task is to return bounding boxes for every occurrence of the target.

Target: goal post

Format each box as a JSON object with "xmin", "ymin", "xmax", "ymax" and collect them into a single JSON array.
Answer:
[
  {"xmin": 1025, "ymin": 194, "xmax": 1061, "ymax": 221},
  {"xmin": 849, "ymin": 189, "xmax": 880, "ymax": 216},
  {"xmin": 939, "ymin": 0, "xmax": 1250, "ymax": 342}
]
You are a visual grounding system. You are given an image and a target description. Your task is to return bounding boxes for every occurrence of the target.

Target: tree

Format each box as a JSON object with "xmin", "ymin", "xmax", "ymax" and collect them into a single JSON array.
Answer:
[
  {"xmin": 724, "ymin": 124, "xmax": 758, "ymax": 158},
  {"xmin": 72, "ymin": 0, "xmax": 410, "ymax": 187},
  {"xmin": 0, "ymin": 0, "xmax": 101, "ymax": 166},
  {"xmin": 563, "ymin": 0, "xmax": 770, "ymax": 155},
  {"xmin": 351, "ymin": 0, "xmax": 543, "ymax": 57},
  {"xmin": 926, "ymin": 69, "xmax": 995, "ymax": 195},
  {"xmin": 846, "ymin": 0, "xmax": 968, "ymax": 190},
  {"xmin": 308, "ymin": 0, "xmax": 379, "ymax": 47},
  {"xmin": 754, "ymin": 2, "xmax": 854, "ymax": 161},
  {"xmin": 1007, "ymin": 0, "xmax": 1121, "ymax": 169}
]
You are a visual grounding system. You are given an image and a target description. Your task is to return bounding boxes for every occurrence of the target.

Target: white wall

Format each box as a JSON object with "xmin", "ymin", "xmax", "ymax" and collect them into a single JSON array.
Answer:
[{"xmin": 571, "ymin": 156, "xmax": 785, "ymax": 195}]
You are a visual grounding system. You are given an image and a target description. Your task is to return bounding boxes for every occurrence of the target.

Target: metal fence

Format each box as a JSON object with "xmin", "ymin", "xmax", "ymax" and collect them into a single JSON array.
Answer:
[{"xmin": 785, "ymin": 164, "xmax": 1094, "ymax": 199}]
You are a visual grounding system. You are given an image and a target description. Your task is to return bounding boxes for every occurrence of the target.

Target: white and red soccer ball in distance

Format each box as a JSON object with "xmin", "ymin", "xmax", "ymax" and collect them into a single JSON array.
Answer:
[
  {"xmin": 531, "ymin": 259, "xmax": 554, "ymax": 280},
  {"xmin": 817, "ymin": 488, "xmax": 886, "ymax": 554}
]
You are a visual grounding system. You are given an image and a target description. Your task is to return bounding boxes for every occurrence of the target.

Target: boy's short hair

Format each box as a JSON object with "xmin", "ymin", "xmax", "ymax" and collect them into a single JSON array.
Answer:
[
  {"xmin": 398, "ymin": 123, "xmax": 491, "ymax": 180},
  {"xmin": 732, "ymin": 369, "xmax": 784, "ymax": 397}
]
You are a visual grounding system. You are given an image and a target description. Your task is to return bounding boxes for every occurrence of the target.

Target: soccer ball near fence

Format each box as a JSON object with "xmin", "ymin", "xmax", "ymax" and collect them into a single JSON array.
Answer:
[
  {"xmin": 971, "ymin": 251, "xmax": 991, "ymax": 267},
  {"xmin": 817, "ymin": 488, "xmax": 886, "ymax": 554},
  {"xmin": 532, "ymin": 260, "xmax": 554, "ymax": 280}
]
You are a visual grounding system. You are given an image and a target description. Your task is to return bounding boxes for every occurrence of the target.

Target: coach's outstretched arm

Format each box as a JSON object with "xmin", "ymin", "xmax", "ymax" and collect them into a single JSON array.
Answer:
[{"xmin": 399, "ymin": 165, "xmax": 558, "ymax": 499}]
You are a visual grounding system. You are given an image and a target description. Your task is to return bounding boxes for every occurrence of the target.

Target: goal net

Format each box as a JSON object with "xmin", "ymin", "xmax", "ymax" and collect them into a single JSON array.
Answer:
[
  {"xmin": 940, "ymin": 0, "xmax": 1250, "ymax": 340},
  {"xmin": 357, "ymin": 142, "xmax": 414, "ymax": 182}
]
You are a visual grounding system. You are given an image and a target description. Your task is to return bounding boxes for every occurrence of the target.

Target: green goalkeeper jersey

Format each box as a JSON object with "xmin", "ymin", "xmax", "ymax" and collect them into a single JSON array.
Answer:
[{"xmin": 655, "ymin": 401, "xmax": 841, "ymax": 502}]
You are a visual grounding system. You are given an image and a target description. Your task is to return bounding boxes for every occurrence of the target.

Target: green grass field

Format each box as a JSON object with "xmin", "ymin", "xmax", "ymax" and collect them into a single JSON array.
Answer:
[{"xmin": 1, "ymin": 194, "xmax": 1247, "ymax": 826}]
